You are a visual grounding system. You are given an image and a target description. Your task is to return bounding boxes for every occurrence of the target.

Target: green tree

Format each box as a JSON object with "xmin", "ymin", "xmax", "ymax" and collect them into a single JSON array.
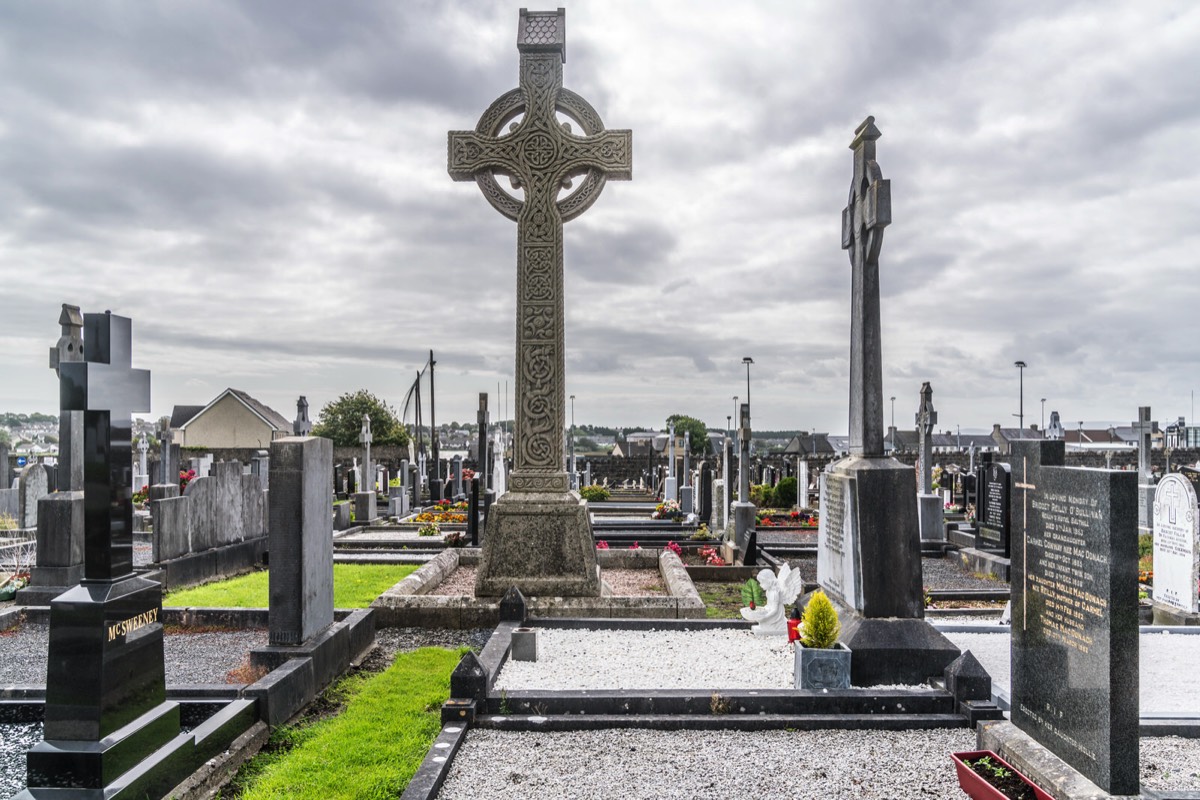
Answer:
[
  {"xmin": 774, "ymin": 476, "xmax": 797, "ymax": 507},
  {"xmin": 313, "ymin": 390, "xmax": 410, "ymax": 448},
  {"xmin": 666, "ymin": 414, "xmax": 711, "ymax": 456}
]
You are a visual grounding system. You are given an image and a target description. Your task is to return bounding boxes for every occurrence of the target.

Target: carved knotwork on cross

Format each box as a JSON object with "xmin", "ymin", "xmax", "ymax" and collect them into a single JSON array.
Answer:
[
  {"xmin": 449, "ymin": 8, "xmax": 631, "ymax": 494},
  {"xmin": 842, "ymin": 116, "xmax": 891, "ymax": 457}
]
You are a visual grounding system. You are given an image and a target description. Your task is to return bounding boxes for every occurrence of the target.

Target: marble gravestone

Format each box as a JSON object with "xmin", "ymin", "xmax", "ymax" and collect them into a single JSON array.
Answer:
[
  {"xmin": 1008, "ymin": 439, "xmax": 1139, "ymax": 795},
  {"xmin": 24, "ymin": 311, "xmax": 179, "ymax": 794},
  {"xmin": 816, "ymin": 117, "xmax": 958, "ymax": 686},
  {"xmin": 664, "ymin": 423, "xmax": 678, "ymax": 504},
  {"xmin": 732, "ymin": 403, "xmax": 757, "ymax": 565},
  {"xmin": 1151, "ymin": 474, "xmax": 1199, "ymax": 624},
  {"xmin": 268, "ymin": 436, "xmax": 334, "ymax": 646},
  {"xmin": 449, "ymin": 8, "xmax": 630, "ymax": 596},
  {"xmin": 353, "ymin": 415, "xmax": 377, "ymax": 524}
]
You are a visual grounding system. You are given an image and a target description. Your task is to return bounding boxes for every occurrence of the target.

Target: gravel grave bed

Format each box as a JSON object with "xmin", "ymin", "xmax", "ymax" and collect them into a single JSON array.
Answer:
[
  {"xmin": 944, "ymin": 630, "xmax": 1200, "ymax": 714},
  {"xmin": 921, "ymin": 556, "xmax": 1009, "ymax": 591},
  {"xmin": 438, "ymin": 728, "xmax": 1199, "ymax": 799},
  {"xmin": 429, "ymin": 567, "xmax": 666, "ymax": 597},
  {"xmin": 0, "ymin": 622, "xmax": 268, "ymax": 685}
]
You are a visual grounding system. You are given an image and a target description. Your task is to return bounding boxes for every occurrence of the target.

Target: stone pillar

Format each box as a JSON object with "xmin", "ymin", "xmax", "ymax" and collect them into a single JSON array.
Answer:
[
  {"xmin": 452, "ymin": 454, "xmax": 464, "ymax": 498},
  {"xmin": 1132, "ymin": 406, "xmax": 1157, "ymax": 537},
  {"xmin": 268, "ymin": 436, "xmax": 334, "ymax": 646},
  {"xmin": 733, "ymin": 403, "xmax": 756, "ymax": 564}
]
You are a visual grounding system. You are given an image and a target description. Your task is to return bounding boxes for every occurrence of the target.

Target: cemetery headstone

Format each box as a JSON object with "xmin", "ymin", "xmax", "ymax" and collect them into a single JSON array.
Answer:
[
  {"xmin": 816, "ymin": 117, "xmax": 958, "ymax": 685},
  {"xmin": 974, "ymin": 461, "xmax": 1011, "ymax": 556},
  {"xmin": 157, "ymin": 419, "xmax": 177, "ymax": 489},
  {"xmin": 1008, "ymin": 438, "xmax": 1138, "ymax": 795},
  {"xmin": 664, "ymin": 422, "xmax": 678, "ymax": 503},
  {"xmin": 733, "ymin": 403, "xmax": 756, "ymax": 565},
  {"xmin": 293, "ymin": 395, "xmax": 313, "ymax": 436},
  {"xmin": 477, "ymin": 393, "xmax": 490, "ymax": 491},
  {"xmin": 452, "ymin": 454, "xmax": 464, "ymax": 498},
  {"xmin": 49, "ymin": 303, "xmax": 85, "ymax": 492},
  {"xmin": 915, "ymin": 381, "xmax": 943, "ymax": 541},
  {"xmin": 136, "ymin": 434, "xmax": 150, "ymax": 492},
  {"xmin": 449, "ymin": 7, "xmax": 629, "ymax": 596},
  {"xmin": 1132, "ymin": 406, "xmax": 1156, "ymax": 537},
  {"xmin": 698, "ymin": 462, "xmax": 713, "ymax": 522},
  {"xmin": 18, "ymin": 463, "xmax": 49, "ymax": 529},
  {"xmin": 1151, "ymin": 474, "xmax": 1199, "ymax": 623},
  {"xmin": 269, "ymin": 435, "xmax": 334, "ymax": 645},
  {"xmin": 797, "ymin": 459, "xmax": 810, "ymax": 508},
  {"xmin": 25, "ymin": 311, "xmax": 179, "ymax": 792}
]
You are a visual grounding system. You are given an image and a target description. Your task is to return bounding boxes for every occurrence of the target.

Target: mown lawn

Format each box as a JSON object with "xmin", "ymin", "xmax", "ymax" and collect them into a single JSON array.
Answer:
[
  {"xmin": 164, "ymin": 563, "xmax": 417, "ymax": 609},
  {"xmin": 225, "ymin": 647, "xmax": 464, "ymax": 799}
]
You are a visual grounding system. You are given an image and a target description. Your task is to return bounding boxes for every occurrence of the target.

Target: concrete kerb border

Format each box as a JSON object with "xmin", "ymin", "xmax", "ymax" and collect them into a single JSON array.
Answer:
[{"xmin": 370, "ymin": 548, "xmax": 706, "ymax": 628}]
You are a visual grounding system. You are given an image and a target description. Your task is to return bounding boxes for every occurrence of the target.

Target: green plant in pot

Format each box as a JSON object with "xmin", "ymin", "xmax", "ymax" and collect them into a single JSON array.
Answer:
[{"xmin": 793, "ymin": 590, "xmax": 851, "ymax": 690}]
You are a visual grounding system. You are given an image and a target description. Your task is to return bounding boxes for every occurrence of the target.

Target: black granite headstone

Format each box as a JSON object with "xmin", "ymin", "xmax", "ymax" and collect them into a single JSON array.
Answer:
[
  {"xmin": 1009, "ymin": 439, "xmax": 1138, "ymax": 795},
  {"xmin": 26, "ymin": 311, "xmax": 179, "ymax": 792},
  {"xmin": 975, "ymin": 461, "xmax": 1011, "ymax": 556},
  {"xmin": 698, "ymin": 462, "xmax": 713, "ymax": 521}
]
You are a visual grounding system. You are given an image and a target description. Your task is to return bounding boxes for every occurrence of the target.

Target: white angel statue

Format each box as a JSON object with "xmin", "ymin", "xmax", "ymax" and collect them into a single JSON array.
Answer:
[{"xmin": 740, "ymin": 564, "xmax": 805, "ymax": 636}]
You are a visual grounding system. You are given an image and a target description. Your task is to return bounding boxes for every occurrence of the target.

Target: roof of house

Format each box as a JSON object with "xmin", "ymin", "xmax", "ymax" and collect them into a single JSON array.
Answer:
[
  {"xmin": 180, "ymin": 388, "xmax": 292, "ymax": 432},
  {"xmin": 782, "ymin": 433, "xmax": 836, "ymax": 455},
  {"xmin": 170, "ymin": 405, "xmax": 205, "ymax": 428}
]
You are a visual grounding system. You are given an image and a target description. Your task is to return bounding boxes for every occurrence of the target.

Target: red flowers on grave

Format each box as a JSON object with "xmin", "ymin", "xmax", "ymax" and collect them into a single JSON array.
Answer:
[
  {"xmin": 665, "ymin": 541, "xmax": 683, "ymax": 557},
  {"xmin": 595, "ymin": 540, "xmax": 609, "ymax": 550},
  {"xmin": 698, "ymin": 545, "xmax": 726, "ymax": 566},
  {"xmin": 789, "ymin": 510, "xmax": 801, "ymax": 520},
  {"xmin": 179, "ymin": 469, "xmax": 197, "ymax": 493},
  {"xmin": 629, "ymin": 541, "xmax": 641, "ymax": 550}
]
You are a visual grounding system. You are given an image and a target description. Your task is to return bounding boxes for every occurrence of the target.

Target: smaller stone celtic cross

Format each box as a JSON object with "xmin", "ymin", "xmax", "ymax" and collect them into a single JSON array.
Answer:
[
  {"xmin": 916, "ymin": 382, "xmax": 937, "ymax": 494},
  {"xmin": 360, "ymin": 414, "xmax": 373, "ymax": 492},
  {"xmin": 842, "ymin": 116, "xmax": 891, "ymax": 457}
]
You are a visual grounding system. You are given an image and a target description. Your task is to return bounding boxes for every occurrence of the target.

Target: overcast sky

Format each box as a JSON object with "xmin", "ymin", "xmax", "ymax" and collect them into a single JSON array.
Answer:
[{"xmin": 2, "ymin": 1, "xmax": 1198, "ymax": 436}]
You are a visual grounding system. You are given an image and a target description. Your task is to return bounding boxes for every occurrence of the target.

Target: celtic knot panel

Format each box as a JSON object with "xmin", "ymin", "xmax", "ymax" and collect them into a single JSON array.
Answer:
[
  {"xmin": 522, "ymin": 247, "xmax": 555, "ymax": 302},
  {"xmin": 511, "ymin": 473, "xmax": 569, "ymax": 492},
  {"xmin": 522, "ymin": 306, "xmax": 554, "ymax": 341}
]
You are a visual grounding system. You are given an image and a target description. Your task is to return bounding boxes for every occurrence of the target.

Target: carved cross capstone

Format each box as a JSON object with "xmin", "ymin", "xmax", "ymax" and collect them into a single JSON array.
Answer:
[
  {"xmin": 449, "ymin": 8, "xmax": 631, "ymax": 494},
  {"xmin": 842, "ymin": 116, "xmax": 891, "ymax": 457}
]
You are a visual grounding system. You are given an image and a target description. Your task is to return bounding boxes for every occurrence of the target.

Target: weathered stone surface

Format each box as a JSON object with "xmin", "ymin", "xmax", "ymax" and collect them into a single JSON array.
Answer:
[
  {"xmin": 269, "ymin": 436, "xmax": 334, "ymax": 646},
  {"xmin": 476, "ymin": 494, "xmax": 600, "ymax": 597},
  {"xmin": 18, "ymin": 463, "xmax": 49, "ymax": 529},
  {"xmin": 450, "ymin": 8, "xmax": 629, "ymax": 596},
  {"xmin": 1152, "ymin": 474, "xmax": 1199, "ymax": 614},
  {"xmin": 29, "ymin": 491, "xmax": 84, "ymax": 586}
]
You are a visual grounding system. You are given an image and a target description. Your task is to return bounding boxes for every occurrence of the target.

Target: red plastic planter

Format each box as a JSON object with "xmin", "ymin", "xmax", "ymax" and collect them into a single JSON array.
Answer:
[{"xmin": 951, "ymin": 751, "xmax": 1053, "ymax": 800}]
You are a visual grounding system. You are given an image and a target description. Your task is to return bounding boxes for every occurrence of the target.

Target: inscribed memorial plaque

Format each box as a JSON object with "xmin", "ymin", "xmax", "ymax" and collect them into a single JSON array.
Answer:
[{"xmin": 1009, "ymin": 440, "xmax": 1138, "ymax": 796}]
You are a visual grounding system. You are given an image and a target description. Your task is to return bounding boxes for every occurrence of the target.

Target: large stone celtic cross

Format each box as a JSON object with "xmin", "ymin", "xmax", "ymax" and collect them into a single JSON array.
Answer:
[
  {"xmin": 841, "ymin": 116, "xmax": 890, "ymax": 457},
  {"xmin": 449, "ymin": 7, "xmax": 631, "ymax": 495}
]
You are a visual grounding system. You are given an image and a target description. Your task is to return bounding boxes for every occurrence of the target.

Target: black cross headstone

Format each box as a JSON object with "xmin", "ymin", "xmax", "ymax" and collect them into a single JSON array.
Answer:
[
  {"xmin": 59, "ymin": 311, "xmax": 151, "ymax": 582},
  {"xmin": 841, "ymin": 116, "xmax": 891, "ymax": 457}
]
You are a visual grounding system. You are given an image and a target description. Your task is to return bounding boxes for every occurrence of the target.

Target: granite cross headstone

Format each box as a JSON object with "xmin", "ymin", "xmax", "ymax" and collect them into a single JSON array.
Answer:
[
  {"xmin": 733, "ymin": 403, "xmax": 756, "ymax": 565},
  {"xmin": 1008, "ymin": 439, "xmax": 1138, "ymax": 795},
  {"xmin": 48, "ymin": 303, "xmax": 85, "ymax": 491},
  {"xmin": 360, "ymin": 414, "xmax": 373, "ymax": 492},
  {"xmin": 915, "ymin": 382, "xmax": 937, "ymax": 494},
  {"xmin": 449, "ymin": 7, "xmax": 630, "ymax": 596},
  {"xmin": 816, "ymin": 117, "xmax": 958, "ymax": 685},
  {"xmin": 27, "ymin": 310, "xmax": 178, "ymax": 792},
  {"xmin": 477, "ymin": 392, "xmax": 490, "ymax": 492}
]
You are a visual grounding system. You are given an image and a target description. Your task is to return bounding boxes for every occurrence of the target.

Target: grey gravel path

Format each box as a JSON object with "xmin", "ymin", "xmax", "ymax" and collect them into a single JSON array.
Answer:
[{"xmin": 921, "ymin": 557, "xmax": 1009, "ymax": 591}]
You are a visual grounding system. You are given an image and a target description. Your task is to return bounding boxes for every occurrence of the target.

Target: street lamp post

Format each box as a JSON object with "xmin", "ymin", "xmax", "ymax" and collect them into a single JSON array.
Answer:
[
  {"xmin": 1041, "ymin": 398, "xmax": 1046, "ymax": 432},
  {"xmin": 1014, "ymin": 360, "xmax": 1027, "ymax": 431},
  {"xmin": 742, "ymin": 357, "xmax": 754, "ymax": 409},
  {"xmin": 890, "ymin": 396, "xmax": 896, "ymax": 429}
]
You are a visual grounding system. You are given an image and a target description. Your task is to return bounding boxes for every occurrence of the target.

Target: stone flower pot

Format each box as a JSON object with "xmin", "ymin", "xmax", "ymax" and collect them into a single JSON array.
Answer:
[
  {"xmin": 793, "ymin": 642, "xmax": 851, "ymax": 689},
  {"xmin": 951, "ymin": 750, "xmax": 1052, "ymax": 800}
]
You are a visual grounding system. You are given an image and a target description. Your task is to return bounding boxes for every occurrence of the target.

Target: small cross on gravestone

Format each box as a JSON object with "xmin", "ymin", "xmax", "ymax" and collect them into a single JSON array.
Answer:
[{"xmin": 448, "ymin": 8, "xmax": 631, "ymax": 597}]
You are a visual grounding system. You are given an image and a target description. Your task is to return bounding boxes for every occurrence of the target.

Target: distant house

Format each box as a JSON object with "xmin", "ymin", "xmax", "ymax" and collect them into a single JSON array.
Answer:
[
  {"xmin": 782, "ymin": 432, "xmax": 837, "ymax": 457},
  {"xmin": 175, "ymin": 389, "xmax": 292, "ymax": 449}
]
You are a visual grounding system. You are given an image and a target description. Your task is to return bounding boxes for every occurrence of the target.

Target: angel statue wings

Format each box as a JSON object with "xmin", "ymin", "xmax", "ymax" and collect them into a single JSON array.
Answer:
[{"xmin": 740, "ymin": 564, "xmax": 805, "ymax": 635}]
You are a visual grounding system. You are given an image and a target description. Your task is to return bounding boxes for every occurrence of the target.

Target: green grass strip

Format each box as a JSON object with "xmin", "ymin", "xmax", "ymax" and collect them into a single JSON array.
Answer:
[
  {"xmin": 234, "ymin": 647, "xmax": 463, "ymax": 800},
  {"xmin": 163, "ymin": 563, "xmax": 417, "ymax": 609}
]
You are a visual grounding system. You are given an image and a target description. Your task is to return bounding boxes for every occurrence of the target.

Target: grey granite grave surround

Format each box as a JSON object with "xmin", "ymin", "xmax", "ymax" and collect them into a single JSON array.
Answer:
[
  {"xmin": 1008, "ymin": 438, "xmax": 1138, "ymax": 795},
  {"xmin": 449, "ymin": 9, "xmax": 630, "ymax": 597},
  {"xmin": 268, "ymin": 436, "xmax": 334, "ymax": 646},
  {"xmin": 817, "ymin": 117, "xmax": 959, "ymax": 686},
  {"xmin": 1151, "ymin": 473, "xmax": 1200, "ymax": 624}
]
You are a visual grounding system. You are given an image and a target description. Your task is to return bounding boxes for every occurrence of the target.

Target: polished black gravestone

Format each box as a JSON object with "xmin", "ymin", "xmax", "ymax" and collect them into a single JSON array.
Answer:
[
  {"xmin": 21, "ymin": 311, "xmax": 180, "ymax": 795},
  {"xmin": 1009, "ymin": 439, "xmax": 1139, "ymax": 796},
  {"xmin": 974, "ymin": 460, "xmax": 1011, "ymax": 556}
]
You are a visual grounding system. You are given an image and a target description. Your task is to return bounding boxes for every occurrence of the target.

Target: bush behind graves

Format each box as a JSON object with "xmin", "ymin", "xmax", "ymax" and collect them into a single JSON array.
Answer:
[
  {"xmin": 773, "ymin": 476, "xmax": 797, "ymax": 507},
  {"xmin": 749, "ymin": 483, "xmax": 774, "ymax": 508},
  {"xmin": 579, "ymin": 484, "xmax": 610, "ymax": 502},
  {"xmin": 312, "ymin": 390, "xmax": 410, "ymax": 447}
]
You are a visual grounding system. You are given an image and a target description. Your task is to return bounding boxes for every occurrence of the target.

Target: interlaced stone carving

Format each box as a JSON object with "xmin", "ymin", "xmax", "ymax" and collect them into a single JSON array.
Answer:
[{"xmin": 449, "ymin": 8, "xmax": 632, "ymax": 493}]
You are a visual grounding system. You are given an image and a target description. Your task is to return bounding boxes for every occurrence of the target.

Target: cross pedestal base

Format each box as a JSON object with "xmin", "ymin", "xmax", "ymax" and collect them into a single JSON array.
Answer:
[
  {"xmin": 836, "ymin": 614, "xmax": 962, "ymax": 686},
  {"xmin": 474, "ymin": 491, "xmax": 601, "ymax": 597}
]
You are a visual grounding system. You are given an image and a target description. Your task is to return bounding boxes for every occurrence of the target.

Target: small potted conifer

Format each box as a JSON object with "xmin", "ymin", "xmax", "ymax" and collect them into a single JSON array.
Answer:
[{"xmin": 793, "ymin": 590, "xmax": 851, "ymax": 689}]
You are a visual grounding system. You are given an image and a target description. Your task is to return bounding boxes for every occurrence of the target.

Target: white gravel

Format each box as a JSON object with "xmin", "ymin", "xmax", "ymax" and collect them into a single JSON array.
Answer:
[
  {"xmin": 494, "ymin": 629, "xmax": 796, "ymax": 690},
  {"xmin": 944, "ymin": 630, "xmax": 1200, "ymax": 714},
  {"xmin": 437, "ymin": 729, "xmax": 1200, "ymax": 798},
  {"xmin": 437, "ymin": 728, "xmax": 977, "ymax": 800}
]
